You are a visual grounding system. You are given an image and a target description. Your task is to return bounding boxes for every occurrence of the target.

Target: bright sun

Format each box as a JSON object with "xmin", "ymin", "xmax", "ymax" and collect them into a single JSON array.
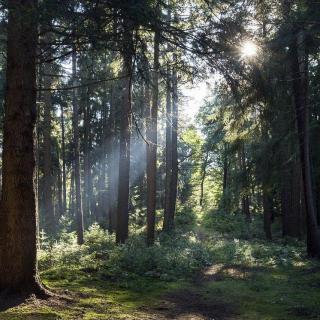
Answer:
[{"xmin": 240, "ymin": 40, "xmax": 258, "ymax": 58}]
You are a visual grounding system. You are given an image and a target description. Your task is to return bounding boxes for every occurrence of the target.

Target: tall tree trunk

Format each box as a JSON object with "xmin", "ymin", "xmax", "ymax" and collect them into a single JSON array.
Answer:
[
  {"xmin": 199, "ymin": 150, "xmax": 209, "ymax": 207},
  {"xmin": 116, "ymin": 19, "xmax": 133, "ymax": 244},
  {"xmin": 72, "ymin": 48, "xmax": 84, "ymax": 245},
  {"xmin": 83, "ymin": 85, "xmax": 93, "ymax": 222},
  {"xmin": 262, "ymin": 187, "xmax": 272, "ymax": 240},
  {"xmin": 169, "ymin": 66, "xmax": 179, "ymax": 227},
  {"xmin": 107, "ymin": 83, "xmax": 118, "ymax": 232},
  {"xmin": 60, "ymin": 103, "xmax": 67, "ymax": 215},
  {"xmin": 0, "ymin": 0, "xmax": 46, "ymax": 294},
  {"xmin": 42, "ymin": 47, "xmax": 55, "ymax": 235},
  {"xmin": 163, "ymin": 67, "xmax": 173, "ymax": 230},
  {"xmin": 239, "ymin": 145, "xmax": 251, "ymax": 222},
  {"xmin": 291, "ymin": 29, "xmax": 320, "ymax": 257},
  {"xmin": 146, "ymin": 22, "xmax": 160, "ymax": 246}
]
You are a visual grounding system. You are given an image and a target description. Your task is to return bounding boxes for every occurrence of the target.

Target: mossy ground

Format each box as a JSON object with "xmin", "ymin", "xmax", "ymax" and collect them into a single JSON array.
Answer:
[{"xmin": 1, "ymin": 218, "xmax": 320, "ymax": 319}]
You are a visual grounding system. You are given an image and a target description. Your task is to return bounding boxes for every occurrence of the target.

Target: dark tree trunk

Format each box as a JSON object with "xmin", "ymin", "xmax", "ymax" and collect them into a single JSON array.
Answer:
[
  {"xmin": 116, "ymin": 19, "xmax": 133, "ymax": 244},
  {"xmin": 263, "ymin": 187, "xmax": 272, "ymax": 240},
  {"xmin": 107, "ymin": 83, "xmax": 118, "ymax": 233},
  {"xmin": 291, "ymin": 29, "xmax": 320, "ymax": 257},
  {"xmin": 239, "ymin": 145, "xmax": 251, "ymax": 222},
  {"xmin": 0, "ymin": 0, "xmax": 46, "ymax": 295},
  {"xmin": 170, "ymin": 67, "xmax": 178, "ymax": 226},
  {"xmin": 60, "ymin": 103, "xmax": 67, "ymax": 215},
  {"xmin": 199, "ymin": 151, "xmax": 209, "ymax": 207},
  {"xmin": 42, "ymin": 51, "xmax": 55, "ymax": 235},
  {"xmin": 83, "ymin": 86, "xmax": 93, "ymax": 222},
  {"xmin": 72, "ymin": 49, "xmax": 84, "ymax": 245},
  {"xmin": 164, "ymin": 67, "xmax": 173, "ymax": 230},
  {"xmin": 146, "ymin": 24, "xmax": 160, "ymax": 246}
]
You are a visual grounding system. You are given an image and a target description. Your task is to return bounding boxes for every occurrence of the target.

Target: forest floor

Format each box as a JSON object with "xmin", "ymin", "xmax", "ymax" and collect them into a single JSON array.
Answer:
[{"xmin": 0, "ymin": 220, "xmax": 320, "ymax": 319}]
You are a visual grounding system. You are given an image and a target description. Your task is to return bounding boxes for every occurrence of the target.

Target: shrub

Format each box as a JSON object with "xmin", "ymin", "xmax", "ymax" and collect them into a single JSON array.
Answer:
[{"xmin": 39, "ymin": 224, "xmax": 214, "ymax": 282}]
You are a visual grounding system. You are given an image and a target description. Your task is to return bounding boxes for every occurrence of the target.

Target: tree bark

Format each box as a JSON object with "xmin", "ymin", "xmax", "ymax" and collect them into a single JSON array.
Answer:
[
  {"xmin": 116, "ymin": 19, "xmax": 133, "ymax": 244},
  {"xmin": 72, "ymin": 48, "xmax": 84, "ymax": 245},
  {"xmin": 199, "ymin": 150, "xmax": 209, "ymax": 207},
  {"xmin": 163, "ymin": 67, "xmax": 173, "ymax": 230},
  {"xmin": 291, "ymin": 29, "xmax": 320, "ymax": 257},
  {"xmin": 42, "ymin": 43, "xmax": 55, "ymax": 235},
  {"xmin": 146, "ymin": 22, "xmax": 160, "ymax": 246},
  {"xmin": 0, "ymin": 0, "xmax": 46, "ymax": 295},
  {"xmin": 169, "ymin": 66, "xmax": 179, "ymax": 228},
  {"xmin": 60, "ymin": 103, "xmax": 67, "ymax": 215}
]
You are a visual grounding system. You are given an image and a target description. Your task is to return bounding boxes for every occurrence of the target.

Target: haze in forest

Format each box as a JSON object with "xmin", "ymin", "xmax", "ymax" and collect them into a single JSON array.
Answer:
[{"xmin": 0, "ymin": 1, "xmax": 319, "ymax": 319}]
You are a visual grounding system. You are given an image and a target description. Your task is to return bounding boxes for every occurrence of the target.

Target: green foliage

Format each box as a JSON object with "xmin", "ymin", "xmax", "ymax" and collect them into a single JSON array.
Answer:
[
  {"xmin": 174, "ymin": 206, "xmax": 197, "ymax": 229},
  {"xmin": 203, "ymin": 210, "xmax": 265, "ymax": 239},
  {"xmin": 39, "ymin": 223, "xmax": 213, "ymax": 282}
]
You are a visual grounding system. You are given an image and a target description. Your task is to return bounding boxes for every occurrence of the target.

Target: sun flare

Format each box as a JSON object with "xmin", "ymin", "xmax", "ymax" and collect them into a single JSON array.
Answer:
[{"xmin": 240, "ymin": 40, "xmax": 258, "ymax": 58}]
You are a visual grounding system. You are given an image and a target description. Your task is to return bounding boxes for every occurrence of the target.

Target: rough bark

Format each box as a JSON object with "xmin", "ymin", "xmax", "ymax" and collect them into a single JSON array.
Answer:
[
  {"xmin": 170, "ymin": 66, "xmax": 178, "ymax": 225},
  {"xmin": 146, "ymin": 23, "xmax": 160, "ymax": 246},
  {"xmin": 239, "ymin": 145, "xmax": 251, "ymax": 222},
  {"xmin": 72, "ymin": 49, "xmax": 84, "ymax": 245},
  {"xmin": 163, "ymin": 68, "xmax": 173, "ymax": 230},
  {"xmin": 199, "ymin": 151, "xmax": 209, "ymax": 207},
  {"xmin": 0, "ymin": 0, "xmax": 46, "ymax": 295},
  {"xmin": 42, "ymin": 43, "xmax": 55, "ymax": 235},
  {"xmin": 116, "ymin": 19, "xmax": 133, "ymax": 244},
  {"xmin": 60, "ymin": 103, "xmax": 67, "ymax": 215},
  {"xmin": 291, "ymin": 30, "xmax": 320, "ymax": 257}
]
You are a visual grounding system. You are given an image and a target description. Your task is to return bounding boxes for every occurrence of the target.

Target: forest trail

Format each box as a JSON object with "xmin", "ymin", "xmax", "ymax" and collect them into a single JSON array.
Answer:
[
  {"xmin": 1, "ymin": 243, "xmax": 320, "ymax": 320},
  {"xmin": 0, "ymin": 262, "xmax": 240, "ymax": 320},
  {"xmin": 140, "ymin": 264, "xmax": 239, "ymax": 320}
]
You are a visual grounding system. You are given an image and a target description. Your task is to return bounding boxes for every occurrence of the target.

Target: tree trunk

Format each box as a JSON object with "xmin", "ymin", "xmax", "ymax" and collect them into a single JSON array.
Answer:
[
  {"xmin": 60, "ymin": 103, "xmax": 67, "ymax": 215},
  {"xmin": 163, "ymin": 67, "xmax": 173, "ymax": 230},
  {"xmin": 72, "ymin": 48, "xmax": 84, "ymax": 245},
  {"xmin": 239, "ymin": 145, "xmax": 251, "ymax": 222},
  {"xmin": 83, "ymin": 85, "xmax": 93, "ymax": 222},
  {"xmin": 263, "ymin": 187, "xmax": 272, "ymax": 240},
  {"xmin": 199, "ymin": 150, "xmax": 209, "ymax": 207},
  {"xmin": 116, "ymin": 19, "xmax": 133, "ymax": 244},
  {"xmin": 146, "ymin": 23, "xmax": 160, "ymax": 246},
  {"xmin": 169, "ymin": 66, "xmax": 178, "ymax": 227},
  {"xmin": 291, "ymin": 29, "xmax": 320, "ymax": 257},
  {"xmin": 0, "ymin": 0, "xmax": 46, "ymax": 295},
  {"xmin": 107, "ymin": 83, "xmax": 118, "ymax": 233},
  {"xmin": 42, "ymin": 46, "xmax": 55, "ymax": 235}
]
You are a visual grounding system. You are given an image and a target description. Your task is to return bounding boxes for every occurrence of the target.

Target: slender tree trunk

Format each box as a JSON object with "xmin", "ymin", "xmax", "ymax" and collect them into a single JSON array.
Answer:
[
  {"xmin": 239, "ymin": 145, "xmax": 251, "ymax": 222},
  {"xmin": 42, "ymin": 48, "xmax": 55, "ymax": 235},
  {"xmin": 0, "ymin": 0, "xmax": 46, "ymax": 294},
  {"xmin": 83, "ymin": 85, "xmax": 93, "ymax": 222},
  {"xmin": 72, "ymin": 48, "xmax": 84, "ymax": 245},
  {"xmin": 199, "ymin": 150, "xmax": 209, "ymax": 207},
  {"xmin": 263, "ymin": 187, "xmax": 272, "ymax": 240},
  {"xmin": 164, "ymin": 67, "xmax": 173, "ymax": 230},
  {"xmin": 146, "ymin": 22, "xmax": 160, "ymax": 246},
  {"xmin": 116, "ymin": 19, "xmax": 133, "ymax": 244},
  {"xmin": 291, "ymin": 29, "xmax": 320, "ymax": 257},
  {"xmin": 60, "ymin": 103, "xmax": 67, "ymax": 215},
  {"xmin": 107, "ymin": 83, "xmax": 118, "ymax": 232},
  {"xmin": 169, "ymin": 66, "xmax": 179, "ymax": 227},
  {"xmin": 57, "ymin": 153, "xmax": 63, "ymax": 218}
]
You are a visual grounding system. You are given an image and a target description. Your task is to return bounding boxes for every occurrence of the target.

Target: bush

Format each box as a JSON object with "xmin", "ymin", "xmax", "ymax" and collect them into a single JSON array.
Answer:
[
  {"xmin": 203, "ymin": 210, "xmax": 264, "ymax": 239},
  {"xmin": 175, "ymin": 207, "xmax": 197, "ymax": 228},
  {"xmin": 39, "ymin": 224, "xmax": 214, "ymax": 282}
]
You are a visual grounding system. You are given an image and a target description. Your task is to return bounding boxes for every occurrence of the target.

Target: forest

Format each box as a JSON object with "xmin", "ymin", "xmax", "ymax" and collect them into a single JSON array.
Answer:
[{"xmin": 0, "ymin": 0, "xmax": 320, "ymax": 319}]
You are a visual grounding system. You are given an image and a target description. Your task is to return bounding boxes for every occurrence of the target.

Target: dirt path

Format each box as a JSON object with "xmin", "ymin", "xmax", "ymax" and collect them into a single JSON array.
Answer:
[{"xmin": 140, "ymin": 265, "xmax": 239, "ymax": 320}]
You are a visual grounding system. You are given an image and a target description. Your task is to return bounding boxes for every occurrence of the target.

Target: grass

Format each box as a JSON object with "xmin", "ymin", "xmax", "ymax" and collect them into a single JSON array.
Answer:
[{"xmin": 1, "ymin": 212, "xmax": 320, "ymax": 319}]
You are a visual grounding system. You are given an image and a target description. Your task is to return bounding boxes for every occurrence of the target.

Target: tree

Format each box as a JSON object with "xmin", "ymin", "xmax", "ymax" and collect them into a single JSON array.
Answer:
[
  {"xmin": 72, "ymin": 47, "xmax": 84, "ymax": 245},
  {"xmin": 116, "ymin": 17, "xmax": 134, "ymax": 244},
  {"xmin": 0, "ymin": 0, "xmax": 46, "ymax": 295},
  {"xmin": 146, "ymin": 8, "xmax": 160, "ymax": 245}
]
